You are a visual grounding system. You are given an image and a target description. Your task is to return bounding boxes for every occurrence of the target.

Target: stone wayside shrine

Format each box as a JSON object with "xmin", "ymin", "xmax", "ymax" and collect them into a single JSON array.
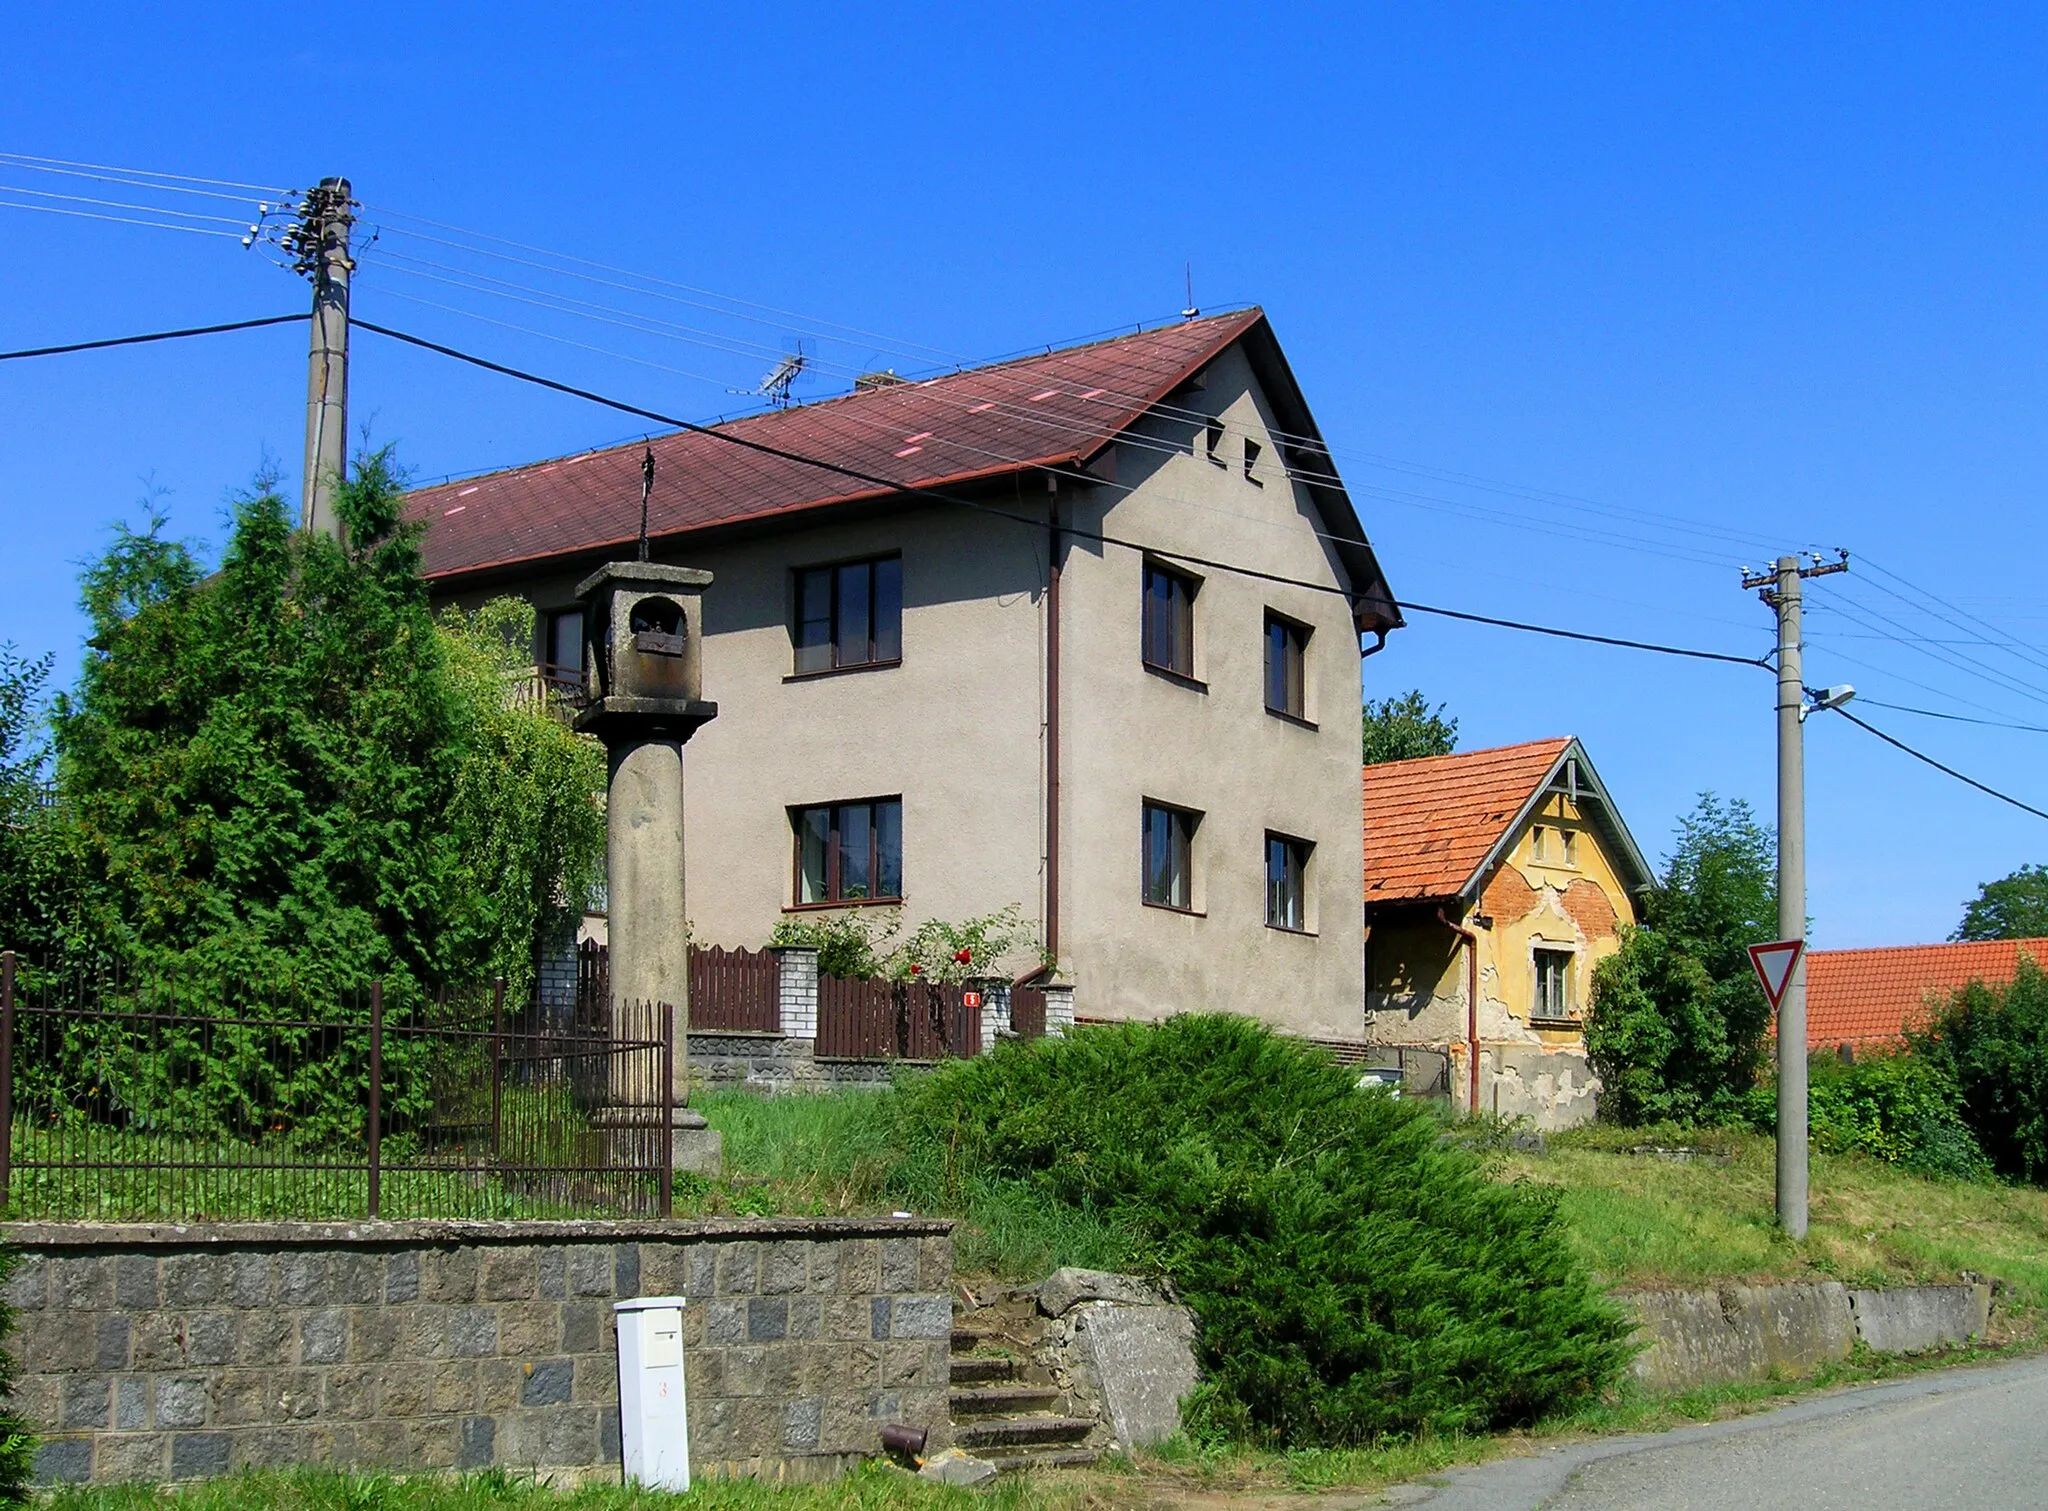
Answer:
[{"xmin": 573, "ymin": 560, "xmax": 723, "ymax": 1177}]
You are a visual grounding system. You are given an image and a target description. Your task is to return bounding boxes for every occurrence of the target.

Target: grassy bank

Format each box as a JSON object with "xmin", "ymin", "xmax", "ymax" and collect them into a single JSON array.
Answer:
[{"xmin": 1501, "ymin": 1122, "xmax": 2048, "ymax": 1322}]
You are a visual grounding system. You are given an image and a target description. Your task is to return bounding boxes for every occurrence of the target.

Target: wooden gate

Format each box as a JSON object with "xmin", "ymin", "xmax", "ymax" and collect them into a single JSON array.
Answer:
[
  {"xmin": 816, "ymin": 975, "xmax": 981, "ymax": 1061},
  {"xmin": 1009, "ymin": 986, "xmax": 1047, "ymax": 1040}
]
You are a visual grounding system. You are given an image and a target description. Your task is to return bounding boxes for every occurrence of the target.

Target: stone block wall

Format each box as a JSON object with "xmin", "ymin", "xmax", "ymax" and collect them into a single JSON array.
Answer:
[{"xmin": 4, "ymin": 1217, "xmax": 953, "ymax": 1487}]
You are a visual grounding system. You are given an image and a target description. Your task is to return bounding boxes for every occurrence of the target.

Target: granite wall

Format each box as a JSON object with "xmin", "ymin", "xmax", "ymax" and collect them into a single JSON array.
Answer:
[{"xmin": 2, "ymin": 1217, "xmax": 954, "ymax": 1487}]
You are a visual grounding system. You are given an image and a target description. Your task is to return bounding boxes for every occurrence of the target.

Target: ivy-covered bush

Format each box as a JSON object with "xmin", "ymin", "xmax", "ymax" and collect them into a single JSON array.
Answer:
[
  {"xmin": 1914, "ymin": 953, "xmax": 2048, "ymax": 1183},
  {"xmin": 1743, "ymin": 1052, "xmax": 1991, "ymax": 1181},
  {"xmin": 768, "ymin": 905, "xmax": 1044, "ymax": 985},
  {"xmin": 0, "ymin": 1251, "xmax": 35, "ymax": 1500},
  {"xmin": 879, "ymin": 1015, "xmax": 1631, "ymax": 1445}
]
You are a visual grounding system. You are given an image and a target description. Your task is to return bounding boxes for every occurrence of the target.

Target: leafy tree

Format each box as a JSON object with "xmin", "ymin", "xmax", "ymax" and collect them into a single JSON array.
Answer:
[
  {"xmin": 1953, "ymin": 864, "xmax": 2048, "ymax": 942},
  {"xmin": 1587, "ymin": 794, "xmax": 1778, "ymax": 1125},
  {"xmin": 50, "ymin": 453, "xmax": 603, "ymax": 1008},
  {"xmin": 1914, "ymin": 953, "xmax": 2048, "ymax": 1183},
  {"xmin": 881, "ymin": 1015, "xmax": 1632, "ymax": 1445},
  {"xmin": 1362, "ymin": 689, "xmax": 1458, "ymax": 765}
]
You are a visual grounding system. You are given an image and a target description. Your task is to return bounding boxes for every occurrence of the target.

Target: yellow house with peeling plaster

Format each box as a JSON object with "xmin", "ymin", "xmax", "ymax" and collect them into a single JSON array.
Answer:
[{"xmin": 1362, "ymin": 737, "xmax": 1652, "ymax": 1128}]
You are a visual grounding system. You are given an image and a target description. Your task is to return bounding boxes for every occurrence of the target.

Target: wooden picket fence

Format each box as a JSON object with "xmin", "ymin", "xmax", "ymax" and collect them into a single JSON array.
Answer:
[
  {"xmin": 815, "ymin": 975, "xmax": 982, "ymax": 1061},
  {"xmin": 575, "ymin": 941, "xmax": 781, "ymax": 1034}
]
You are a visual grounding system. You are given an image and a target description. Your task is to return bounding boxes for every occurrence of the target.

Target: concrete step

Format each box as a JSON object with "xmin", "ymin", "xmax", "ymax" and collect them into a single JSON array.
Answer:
[
  {"xmin": 956, "ymin": 1416, "xmax": 1097, "ymax": 1450},
  {"xmin": 949, "ymin": 1385, "xmax": 1064, "ymax": 1419},
  {"xmin": 948, "ymin": 1355, "xmax": 1019, "ymax": 1385},
  {"xmin": 950, "ymin": 1326, "xmax": 990, "ymax": 1351},
  {"xmin": 976, "ymin": 1445, "xmax": 1104, "ymax": 1474}
]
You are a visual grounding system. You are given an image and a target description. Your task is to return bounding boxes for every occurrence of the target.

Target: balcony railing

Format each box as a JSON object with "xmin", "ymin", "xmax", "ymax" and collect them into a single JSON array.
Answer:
[{"xmin": 509, "ymin": 663, "xmax": 590, "ymax": 721}]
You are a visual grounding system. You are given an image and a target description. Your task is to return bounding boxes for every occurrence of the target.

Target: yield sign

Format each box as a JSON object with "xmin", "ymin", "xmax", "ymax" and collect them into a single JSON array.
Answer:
[{"xmin": 1748, "ymin": 939, "xmax": 1805, "ymax": 1010}]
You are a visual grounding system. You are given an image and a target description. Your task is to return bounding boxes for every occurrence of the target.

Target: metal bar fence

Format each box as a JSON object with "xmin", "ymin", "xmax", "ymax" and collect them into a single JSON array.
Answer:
[{"xmin": 0, "ymin": 951, "xmax": 675, "ymax": 1222}]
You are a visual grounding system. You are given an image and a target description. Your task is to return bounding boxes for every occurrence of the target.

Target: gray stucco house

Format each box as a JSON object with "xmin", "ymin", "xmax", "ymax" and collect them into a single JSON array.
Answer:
[{"xmin": 410, "ymin": 308, "xmax": 1401, "ymax": 1043}]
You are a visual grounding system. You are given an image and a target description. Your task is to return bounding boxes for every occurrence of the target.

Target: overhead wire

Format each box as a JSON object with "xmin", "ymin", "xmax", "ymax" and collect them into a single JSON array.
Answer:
[
  {"xmin": 1805, "ymin": 584, "xmax": 2048, "ymax": 711},
  {"xmin": 1856, "ymin": 700, "xmax": 2048, "ymax": 734},
  {"xmin": 0, "ymin": 183, "xmax": 254, "ymax": 226},
  {"xmin": 0, "ymin": 200, "xmax": 242, "ymax": 238},
  {"xmin": 351, "ymin": 316, "xmax": 1775, "ymax": 671},
  {"xmin": 1828, "ymin": 708, "xmax": 2048, "ymax": 823},
  {"xmin": 348, "ymin": 252, "xmax": 1757, "ymax": 572},
  {"xmin": 0, "ymin": 314, "xmax": 303, "ymax": 363},
  {"xmin": 0, "ymin": 154, "xmax": 288, "ymax": 206},
  {"xmin": 0, "ymin": 151, "xmax": 292, "ymax": 195},
  {"xmin": 358, "ymin": 208, "xmax": 1782, "ymax": 562}
]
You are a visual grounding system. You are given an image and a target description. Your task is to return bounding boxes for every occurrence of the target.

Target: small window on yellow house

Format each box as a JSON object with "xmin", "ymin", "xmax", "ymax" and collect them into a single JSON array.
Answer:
[
  {"xmin": 1562, "ymin": 829, "xmax": 1579, "ymax": 866},
  {"xmin": 1530, "ymin": 826, "xmax": 1548, "ymax": 862},
  {"xmin": 1533, "ymin": 948, "xmax": 1574, "ymax": 1022}
]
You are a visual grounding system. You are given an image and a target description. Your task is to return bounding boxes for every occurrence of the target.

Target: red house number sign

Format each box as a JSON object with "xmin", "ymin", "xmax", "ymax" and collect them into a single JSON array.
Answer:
[{"xmin": 961, "ymin": 990, "xmax": 983, "ymax": 1009}]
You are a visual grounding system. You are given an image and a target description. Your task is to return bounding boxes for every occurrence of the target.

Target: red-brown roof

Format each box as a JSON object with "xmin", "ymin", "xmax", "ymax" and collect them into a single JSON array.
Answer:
[
  {"xmin": 1363, "ymin": 739, "xmax": 1574, "ymax": 903},
  {"xmin": 409, "ymin": 310, "xmax": 1271, "ymax": 582},
  {"xmin": 1806, "ymin": 937, "xmax": 2048, "ymax": 1048}
]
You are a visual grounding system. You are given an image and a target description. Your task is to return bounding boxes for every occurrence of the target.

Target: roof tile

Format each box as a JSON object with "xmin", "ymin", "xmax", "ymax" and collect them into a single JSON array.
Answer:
[
  {"xmin": 1363, "ymin": 739, "xmax": 1572, "ymax": 903},
  {"xmin": 408, "ymin": 309, "xmax": 1266, "ymax": 581},
  {"xmin": 1806, "ymin": 937, "xmax": 2048, "ymax": 1048}
]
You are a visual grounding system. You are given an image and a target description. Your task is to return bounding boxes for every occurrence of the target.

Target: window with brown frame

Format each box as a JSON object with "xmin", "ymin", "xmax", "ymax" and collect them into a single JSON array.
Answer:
[
  {"xmin": 1266, "ymin": 833, "xmax": 1312, "ymax": 931},
  {"xmin": 542, "ymin": 607, "xmax": 583, "ymax": 680},
  {"xmin": 1142, "ymin": 801, "xmax": 1198, "ymax": 911},
  {"xmin": 1264, "ymin": 612, "xmax": 1309, "ymax": 720},
  {"xmin": 793, "ymin": 556, "xmax": 902, "ymax": 675},
  {"xmin": 1142, "ymin": 563, "xmax": 1197, "ymax": 679},
  {"xmin": 793, "ymin": 798, "xmax": 903, "ymax": 905},
  {"xmin": 1534, "ymin": 947, "xmax": 1575, "ymax": 1020}
]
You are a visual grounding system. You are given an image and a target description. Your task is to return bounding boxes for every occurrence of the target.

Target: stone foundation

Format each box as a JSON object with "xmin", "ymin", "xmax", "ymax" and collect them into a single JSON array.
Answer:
[{"xmin": 5, "ymin": 1217, "xmax": 954, "ymax": 1487}]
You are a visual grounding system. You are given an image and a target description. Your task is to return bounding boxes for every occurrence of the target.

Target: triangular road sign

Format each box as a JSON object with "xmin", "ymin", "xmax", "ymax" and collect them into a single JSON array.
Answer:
[{"xmin": 1748, "ymin": 939, "xmax": 1805, "ymax": 1011}]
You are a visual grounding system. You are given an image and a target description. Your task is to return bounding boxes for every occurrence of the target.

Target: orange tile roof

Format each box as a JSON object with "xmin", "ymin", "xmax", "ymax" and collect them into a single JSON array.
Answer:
[
  {"xmin": 1362, "ymin": 738, "xmax": 1572, "ymax": 903},
  {"xmin": 1806, "ymin": 937, "xmax": 2048, "ymax": 1048}
]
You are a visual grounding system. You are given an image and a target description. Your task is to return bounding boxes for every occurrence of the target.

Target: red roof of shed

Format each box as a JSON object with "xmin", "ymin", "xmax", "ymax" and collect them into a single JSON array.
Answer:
[
  {"xmin": 409, "ymin": 310, "xmax": 1271, "ymax": 583},
  {"xmin": 1806, "ymin": 937, "xmax": 2048, "ymax": 1048}
]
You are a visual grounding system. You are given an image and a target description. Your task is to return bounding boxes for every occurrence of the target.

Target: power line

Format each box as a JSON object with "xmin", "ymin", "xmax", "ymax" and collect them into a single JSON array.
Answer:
[
  {"xmin": 0, "ymin": 183, "xmax": 254, "ymax": 226},
  {"xmin": 358, "ymin": 208, "xmax": 1781, "ymax": 563},
  {"xmin": 353, "ymin": 316, "xmax": 1772, "ymax": 670},
  {"xmin": 0, "ymin": 313, "xmax": 303, "ymax": 362},
  {"xmin": 0, "ymin": 151, "xmax": 292, "ymax": 195},
  {"xmin": 350, "ymin": 254, "xmax": 1759, "ymax": 573},
  {"xmin": 1831, "ymin": 708, "xmax": 2048, "ymax": 822},
  {"xmin": 1394, "ymin": 602, "xmax": 1770, "ymax": 667},
  {"xmin": 1857, "ymin": 699, "xmax": 2048, "ymax": 734},
  {"xmin": 0, "ymin": 199, "xmax": 242, "ymax": 238}
]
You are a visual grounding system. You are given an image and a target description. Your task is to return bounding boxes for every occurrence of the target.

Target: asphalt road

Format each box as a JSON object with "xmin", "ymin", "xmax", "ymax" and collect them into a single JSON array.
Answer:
[{"xmin": 1389, "ymin": 1354, "xmax": 2048, "ymax": 1511}]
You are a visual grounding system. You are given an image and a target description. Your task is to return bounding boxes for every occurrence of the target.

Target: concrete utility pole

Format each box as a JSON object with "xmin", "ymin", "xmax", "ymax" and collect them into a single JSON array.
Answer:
[
  {"xmin": 290, "ymin": 177, "xmax": 354, "ymax": 537},
  {"xmin": 1743, "ymin": 550, "xmax": 1849, "ymax": 1238}
]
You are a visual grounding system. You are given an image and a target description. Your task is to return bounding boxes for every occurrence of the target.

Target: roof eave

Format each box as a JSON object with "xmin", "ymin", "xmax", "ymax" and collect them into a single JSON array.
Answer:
[{"xmin": 1454, "ymin": 738, "xmax": 1655, "ymax": 902}]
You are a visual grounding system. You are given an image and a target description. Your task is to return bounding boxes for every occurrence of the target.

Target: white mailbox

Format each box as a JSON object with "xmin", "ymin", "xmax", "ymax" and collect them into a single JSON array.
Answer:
[{"xmin": 615, "ymin": 1295, "xmax": 690, "ymax": 1490}]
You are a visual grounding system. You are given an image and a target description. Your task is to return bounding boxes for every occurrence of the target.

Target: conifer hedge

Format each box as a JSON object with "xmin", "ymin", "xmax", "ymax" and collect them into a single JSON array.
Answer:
[{"xmin": 882, "ymin": 1015, "xmax": 1632, "ymax": 1445}]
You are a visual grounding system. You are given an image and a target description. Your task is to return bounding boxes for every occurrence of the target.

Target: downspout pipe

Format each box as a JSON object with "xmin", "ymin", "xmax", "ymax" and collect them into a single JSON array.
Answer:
[
  {"xmin": 1044, "ymin": 478, "xmax": 1062, "ymax": 972},
  {"xmin": 1439, "ymin": 905, "xmax": 1480, "ymax": 1113}
]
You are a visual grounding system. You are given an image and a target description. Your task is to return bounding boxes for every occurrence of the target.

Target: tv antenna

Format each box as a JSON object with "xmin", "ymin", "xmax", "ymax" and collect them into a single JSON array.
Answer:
[
  {"xmin": 1182, "ymin": 264, "xmax": 1199, "ymax": 320},
  {"xmin": 752, "ymin": 343, "xmax": 808, "ymax": 407}
]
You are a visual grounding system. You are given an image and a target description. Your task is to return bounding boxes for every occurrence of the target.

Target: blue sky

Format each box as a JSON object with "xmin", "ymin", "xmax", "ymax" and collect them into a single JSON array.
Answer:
[{"xmin": 4, "ymin": 4, "xmax": 2046, "ymax": 947}]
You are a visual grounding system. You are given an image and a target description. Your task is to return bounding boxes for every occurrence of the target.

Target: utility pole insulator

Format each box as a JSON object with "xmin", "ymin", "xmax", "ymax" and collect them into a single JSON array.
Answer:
[{"xmin": 293, "ymin": 177, "xmax": 355, "ymax": 540}]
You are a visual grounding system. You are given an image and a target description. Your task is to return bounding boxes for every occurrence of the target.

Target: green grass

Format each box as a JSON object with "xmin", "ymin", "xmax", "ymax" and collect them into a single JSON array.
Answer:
[{"xmin": 1502, "ymin": 1122, "xmax": 2048, "ymax": 1323}]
